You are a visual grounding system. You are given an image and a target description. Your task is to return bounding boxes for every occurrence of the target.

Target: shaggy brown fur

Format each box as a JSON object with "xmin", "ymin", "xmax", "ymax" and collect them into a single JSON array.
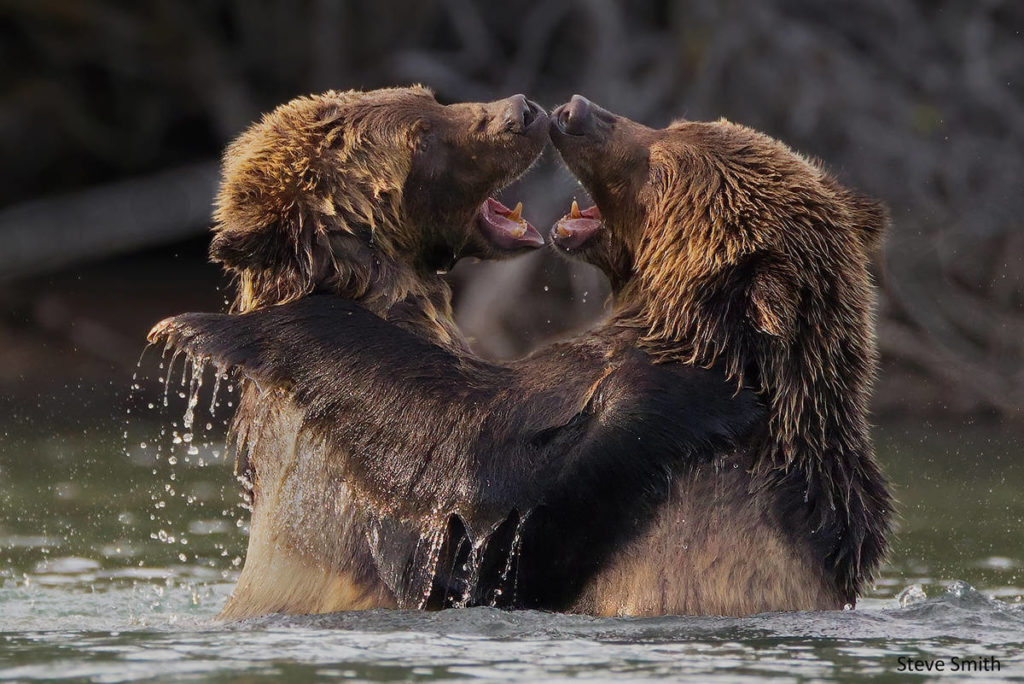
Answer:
[
  {"xmin": 150, "ymin": 95, "xmax": 891, "ymax": 618},
  {"xmin": 203, "ymin": 86, "xmax": 549, "ymax": 618},
  {"xmin": 213, "ymin": 86, "xmax": 547, "ymax": 325},
  {"xmin": 549, "ymin": 95, "xmax": 892, "ymax": 602},
  {"xmin": 151, "ymin": 297, "xmax": 764, "ymax": 614}
]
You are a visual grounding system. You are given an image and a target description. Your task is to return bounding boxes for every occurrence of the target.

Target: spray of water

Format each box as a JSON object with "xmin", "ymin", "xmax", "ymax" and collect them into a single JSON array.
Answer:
[
  {"xmin": 139, "ymin": 344, "xmax": 542, "ymax": 610},
  {"xmin": 121, "ymin": 342, "xmax": 242, "ymax": 587}
]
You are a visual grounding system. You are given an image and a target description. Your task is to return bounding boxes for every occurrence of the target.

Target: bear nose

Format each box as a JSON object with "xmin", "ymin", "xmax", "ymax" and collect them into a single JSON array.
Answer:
[
  {"xmin": 503, "ymin": 94, "xmax": 541, "ymax": 133},
  {"xmin": 554, "ymin": 94, "xmax": 592, "ymax": 136}
]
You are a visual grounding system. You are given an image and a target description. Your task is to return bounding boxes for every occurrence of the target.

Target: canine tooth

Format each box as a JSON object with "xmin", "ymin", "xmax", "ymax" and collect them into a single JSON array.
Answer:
[
  {"xmin": 570, "ymin": 200, "xmax": 582, "ymax": 219},
  {"xmin": 507, "ymin": 201, "xmax": 523, "ymax": 223}
]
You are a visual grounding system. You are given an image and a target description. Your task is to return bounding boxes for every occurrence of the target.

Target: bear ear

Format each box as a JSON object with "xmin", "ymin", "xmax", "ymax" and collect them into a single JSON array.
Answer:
[
  {"xmin": 748, "ymin": 259, "xmax": 797, "ymax": 339},
  {"xmin": 848, "ymin": 193, "xmax": 889, "ymax": 252},
  {"xmin": 209, "ymin": 225, "xmax": 282, "ymax": 271},
  {"xmin": 210, "ymin": 224, "xmax": 315, "ymax": 312},
  {"xmin": 211, "ymin": 219, "xmax": 379, "ymax": 311}
]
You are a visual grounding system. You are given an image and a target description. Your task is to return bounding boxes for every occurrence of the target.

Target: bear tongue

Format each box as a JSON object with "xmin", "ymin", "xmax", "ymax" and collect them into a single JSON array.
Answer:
[{"xmin": 478, "ymin": 197, "xmax": 544, "ymax": 250}]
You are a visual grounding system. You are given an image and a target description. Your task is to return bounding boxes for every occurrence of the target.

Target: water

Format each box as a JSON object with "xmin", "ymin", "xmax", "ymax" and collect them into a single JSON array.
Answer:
[{"xmin": 1, "ymin": 421, "xmax": 1022, "ymax": 681}]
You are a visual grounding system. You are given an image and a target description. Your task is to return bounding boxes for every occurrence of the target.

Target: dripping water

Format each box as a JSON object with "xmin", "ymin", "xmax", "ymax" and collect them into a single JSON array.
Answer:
[
  {"xmin": 208, "ymin": 369, "xmax": 223, "ymax": 416},
  {"xmin": 182, "ymin": 357, "xmax": 204, "ymax": 433},
  {"xmin": 125, "ymin": 345, "xmax": 241, "ymax": 577},
  {"xmin": 452, "ymin": 535, "xmax": 486, "ymax": 609},
  {"xmin": 494, "ymin": 510, "xmax": 531, "ymax": 607},
  {"xmin": 415, "ymin": 519, "xmax": 449, "ymax": 610}
]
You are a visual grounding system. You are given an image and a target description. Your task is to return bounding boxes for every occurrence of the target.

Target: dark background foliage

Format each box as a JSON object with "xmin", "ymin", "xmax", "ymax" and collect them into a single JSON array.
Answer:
[{"xmin": 2, "ymin": 0, "xmax": 1022, "ymax": 423}]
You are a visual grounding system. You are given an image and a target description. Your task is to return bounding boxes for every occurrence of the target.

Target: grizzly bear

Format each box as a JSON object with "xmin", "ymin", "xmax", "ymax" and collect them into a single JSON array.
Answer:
[
  {"xmin": 190, "ymin": 86, "xmax": 549, "ymax": 619},
  {"xmin": 546, "ymin": 95, "xmax": 892, "ymax": 613},
  {"xmin": 151, "ymin": 95, "xmax": 892, "ymax": 617}
]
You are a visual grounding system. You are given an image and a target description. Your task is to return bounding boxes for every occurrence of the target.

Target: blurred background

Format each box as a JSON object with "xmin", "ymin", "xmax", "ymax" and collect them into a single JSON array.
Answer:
[
  {"xmin": 2, "ymin": 0, "xmax": 1023, "ymax": 425},
  {"xmin": 0, "ymin": 0, "xmax": 1023, "ymax": 639},
  {"xmin": 3, "ymin": 0, "xmax": 1023, "ymax": 428}
]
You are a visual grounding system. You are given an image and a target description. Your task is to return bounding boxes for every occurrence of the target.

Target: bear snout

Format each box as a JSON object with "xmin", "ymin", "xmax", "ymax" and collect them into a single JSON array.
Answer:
[
  {"xmin": 552, "ymin": 94, "xmax": 593, "ymax": 136},
  {"xmin": 501, "ymin": 94, "xmax": 546, "ymax": 134}
]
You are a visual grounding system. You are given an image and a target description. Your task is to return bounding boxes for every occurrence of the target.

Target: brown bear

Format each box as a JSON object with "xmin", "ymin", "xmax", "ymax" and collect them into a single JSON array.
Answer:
[
  {"xmin": 547, "ymin": 95, "xmax": 892, "ymax": 614},
  {"xmin": 151, "ymin": 95, "xmax": 891, "ymax": 617},
  {"xmin": 191, "ymin": 86, "xmax": 549, "ymax": 619}
]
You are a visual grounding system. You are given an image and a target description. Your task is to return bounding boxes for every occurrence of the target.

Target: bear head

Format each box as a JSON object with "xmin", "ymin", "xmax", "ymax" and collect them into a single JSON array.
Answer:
[{"xmin": 211, "ymin": 86, "xmax": 548, "ymax": 314}]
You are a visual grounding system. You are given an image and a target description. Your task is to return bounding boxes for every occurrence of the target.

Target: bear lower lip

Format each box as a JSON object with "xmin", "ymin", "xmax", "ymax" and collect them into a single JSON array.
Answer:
[
  {"xmin": 477, "ymin": 197, "xmax": 544, "ymax": 250},
  {"xmin": 552, "ymin": 202, "xmax": 602, "ymax": 249},
  {"xmin": 552, "ymin": 217, "xmax": 602, "ymax": 249}
]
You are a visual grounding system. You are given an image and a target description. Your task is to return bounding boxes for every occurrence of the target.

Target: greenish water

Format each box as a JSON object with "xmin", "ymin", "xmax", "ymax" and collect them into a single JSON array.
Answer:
[{"xmin": 1, "ymin": 414, "xmax": 1022, "ymax": 682}]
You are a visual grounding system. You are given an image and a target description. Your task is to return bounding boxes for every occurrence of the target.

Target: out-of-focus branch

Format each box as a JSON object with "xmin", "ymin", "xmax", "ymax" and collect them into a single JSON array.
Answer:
[
  {"xmin": 878, "ymin": 320, "xmax": 1021, "ymax": 416},
  {"xmin": 0, "ymin": 163, "xmax": 217, "ymax": 280}
]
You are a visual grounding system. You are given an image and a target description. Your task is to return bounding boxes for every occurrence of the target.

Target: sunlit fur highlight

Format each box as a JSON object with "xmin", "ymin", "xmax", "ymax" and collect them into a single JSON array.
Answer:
[
  {"xmin": 211, "ymin": 86, "xmax": 456, "ymax": 337},
  {"xmin": 601, "ymin": 119, "xmax": 892, "ymax": 598},
  {"xmin": 203, "ymin": 87, "xmax": 549, "ymax": 618}
]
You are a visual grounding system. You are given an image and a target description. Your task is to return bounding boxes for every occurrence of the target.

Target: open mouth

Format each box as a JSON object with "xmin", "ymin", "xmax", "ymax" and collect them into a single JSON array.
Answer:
[
  {"xmin": 551, "ymin": 200, "xmax": 602, "ymax": 250},
  {"xmin": 476, "ymin": 197, "xmax": 544, "ymax": 250}
]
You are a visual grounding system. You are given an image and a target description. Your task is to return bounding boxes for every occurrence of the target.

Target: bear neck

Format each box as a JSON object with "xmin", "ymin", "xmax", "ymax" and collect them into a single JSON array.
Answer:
[
  {"xmin": 228, "ymin": 225, "xmax": 466, "ymax": 351},
  {"xmin": 379, "ymin": 269, "xmax": 466, "ymax": 351},
  {"xmin": 614, "ymin": 270, "xmax": 873, "ymax": 464},
  {"xmin": 325, "ymin": 251, "xmax": 467, "ymax": 352}
]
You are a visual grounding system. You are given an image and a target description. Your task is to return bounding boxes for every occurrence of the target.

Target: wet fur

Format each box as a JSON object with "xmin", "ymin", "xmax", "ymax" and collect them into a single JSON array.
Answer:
[
  {"xmin": 155, "ymin": 98, "xmax": 892, "ymax": 616},
  {"xmin": 151, "ymin": 297, "xmax": 766, "ymax": 612},
  {"xmin": 202, "ymin": 87, "xmax": 548, "ymax": 618},
  {"xmin": 550, "ymin": 107, "xmax": 893, "ymax": 604}
]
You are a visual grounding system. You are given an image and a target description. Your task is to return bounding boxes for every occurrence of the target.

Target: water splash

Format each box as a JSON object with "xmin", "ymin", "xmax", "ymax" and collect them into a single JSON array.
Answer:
[
  {"xmin": 124, "ymin": 341, "xmax": 241, "ymax": 577},
  {"xmin": 897, "ymin": 583, "xmax": 927, "ymax": 608}
]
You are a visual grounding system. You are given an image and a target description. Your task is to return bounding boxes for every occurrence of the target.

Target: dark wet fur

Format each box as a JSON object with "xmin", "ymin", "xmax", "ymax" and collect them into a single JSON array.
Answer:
[{"xmin": 151, "ymin": 296, "xmax": 763, "ymax": 609}]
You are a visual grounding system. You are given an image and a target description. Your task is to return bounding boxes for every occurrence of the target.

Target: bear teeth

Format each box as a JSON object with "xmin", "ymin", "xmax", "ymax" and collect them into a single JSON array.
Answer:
[{"xmin": 506, "ymin": 201, "xmax": 524, "ymax": 224}]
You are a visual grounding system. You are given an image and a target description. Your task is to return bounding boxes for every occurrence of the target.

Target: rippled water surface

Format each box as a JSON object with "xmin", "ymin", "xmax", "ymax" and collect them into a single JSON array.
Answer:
[{"xmin": 1, "ymin": 421, "xmax": 1022, "ymax": 681}]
